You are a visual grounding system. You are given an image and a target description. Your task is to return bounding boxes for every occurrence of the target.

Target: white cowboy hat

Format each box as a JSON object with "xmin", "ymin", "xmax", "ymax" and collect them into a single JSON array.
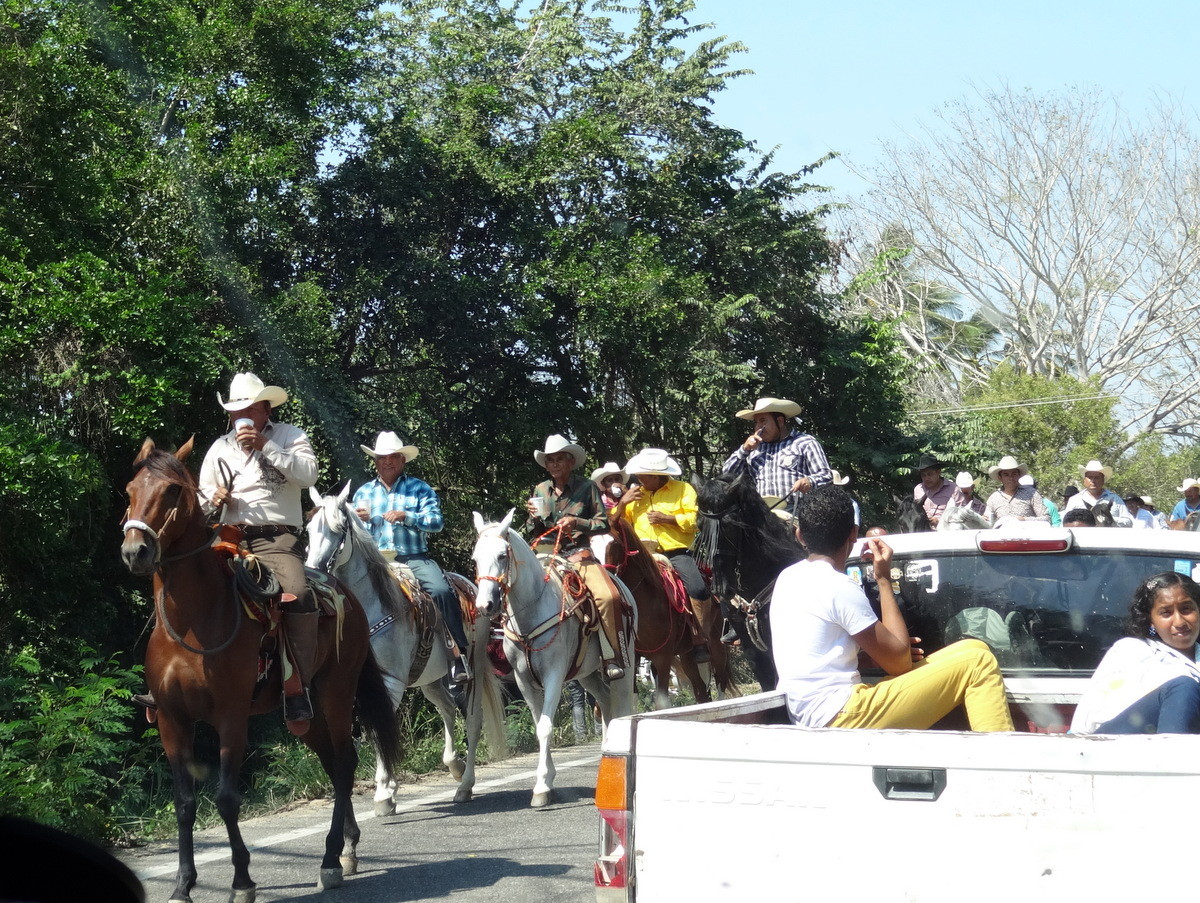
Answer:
[
  {"xmin": 590, "ymin": 462, "xmax": 625, "ymax": 484},
  {"xmin": 218, "ymin": 372, "xmax": 288, "ymax": 411},
  {"xmin": 360, "ymin": 430, "xmax": 419, "ymax": 462},
  {"xmin": 830, "ymin": 469, "xmax": 850, "ymax": 485},
  {"xmin": 1177, "ymin": 478, "xmax": 1200, "ymax": 493},
  {"xmin": 1079, "ymin": 460, "xmax": 1114, "ymax": 479},
  {"xmin": 735, "ymin": 397, "xmax": 801, "ymax": 421},
  {"xmin": 987, "ymin": 455, "xmax": 1029, "ymax": 480},
  {"xmin": 1141, "ymin": 496, "xmax": 1155, "ymax": 506},
  {"xmin": 1018, "ymin": 474, "xmax": 1034, "ymax": 488},
  {"xmin": 534, "ymin": 434, "xmax": 586, "ymax": 469},
  {"xmin": 624, "ymin": 448, "xmax": 682, "ymax": 477},
  {"xmin": 955, "ymin": 471, "xmax": 978, "ymax": 489}
]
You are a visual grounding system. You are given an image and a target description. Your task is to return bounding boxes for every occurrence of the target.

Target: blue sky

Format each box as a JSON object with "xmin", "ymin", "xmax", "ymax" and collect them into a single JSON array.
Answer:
[{"xmin": 687, "ymin": 0, "xmax": 1199, "ymax": 198}]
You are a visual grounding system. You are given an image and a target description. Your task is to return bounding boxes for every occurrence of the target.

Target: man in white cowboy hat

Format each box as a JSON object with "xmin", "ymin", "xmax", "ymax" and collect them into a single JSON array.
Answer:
[
  {"xmin": 353, "ymin": 431, "xmax": 470, "ymax": 683},
  {"xmin": 1019, "ymin": 474, "xmax": 1060, "ymax": 526},
  {"xmin": 983, "ymin": 455, "xmax": 1049, "ymax": 526},
  {"xmin": 721, "ymin": 397, "xmax": 832, "ymax": 514},
  {"xmin": 1062, "ymin": 460, "xmax": 1132, "ymax": 527},
  {"xmin": 193, "ymin": 372, "xmax": 320, "ymax": 724},
  {"xmin": 1143, "ymin": 496, "xmax": 1169, "ymax": 529},
  {"xmin": 590, "ymin": 462, "xmax": 626, "ymax": 511},
  {"xmin": 527, "ymin": 434, "xmax": 629, "ymax": 680},
  {"xmin": 1122, "ymin": 493, "xmax": 1161, "ymax": 529},
  {"xmin": 951, "ymin": 471, "xmax": 986, "ymax": 517},
  {"xmin": 611, "ymin": 448, "xmax": 712, "ymax": 663},
  {"xmin": 1169, "ymin": 479, "xmax": 1200, "ymax": 530}
]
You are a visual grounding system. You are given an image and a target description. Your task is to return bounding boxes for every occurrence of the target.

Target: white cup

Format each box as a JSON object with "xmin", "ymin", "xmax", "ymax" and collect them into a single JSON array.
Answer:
[
  {"xmin": 234, "ymin": 418, "xmax": 253, "ymax": 431},
  {"xmin": 530, "ymin": 496, "xmax": 551, "ymax": 519}
]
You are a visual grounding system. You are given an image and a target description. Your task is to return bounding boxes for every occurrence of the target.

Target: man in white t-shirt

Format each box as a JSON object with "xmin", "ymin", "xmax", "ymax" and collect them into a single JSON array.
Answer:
[{"xmin": 771, "ymin": 486, "xmax": 1013, "ymax": 731}]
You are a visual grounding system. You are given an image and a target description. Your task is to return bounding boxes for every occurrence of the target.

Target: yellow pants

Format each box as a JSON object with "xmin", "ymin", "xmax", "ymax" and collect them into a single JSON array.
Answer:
[{"xmin": 830, "ymin": 639, "xmax": 1013, "ymax": 732}]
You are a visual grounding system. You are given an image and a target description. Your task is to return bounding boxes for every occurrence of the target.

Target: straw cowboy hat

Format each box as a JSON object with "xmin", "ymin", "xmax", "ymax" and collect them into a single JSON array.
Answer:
[
  {"xmin": 956, "ymin": 471, "xmax": 978, "ymax": 489},
  {"xmin": 218, "ymin": 372, "xmax": 288, "ymax": 411},
  {"xmin": 735, "ymin": 397, "xmax": 801, "ymax": 421},
  {"xmin": 987, "ymin": 455, "xmax": 1029, "ymax": 480},
  {"xmin": 360, "ymin": 431, "xmax": 419, "ymax": 462},
  {"xmin": 534, "ymin": 434, "xmax": 586, "ymax": 469},
  {"xmin": 590, "ymin": 462, "xmax": 625, "ymax": 484},
  {"xmin": 1177, "ymin": 478, "xmax": 1200, "ymax": 493},
  {"xmin": 1079, "ymin": 460, "xmax": 1114, "ymax": 479},
  {"xmin": 830, "ymin": 469, "xmax": 850, "ymax": 485},
  {"xmin": 624, "ymin": 448, "xmax": 682, "ymax": 477}
]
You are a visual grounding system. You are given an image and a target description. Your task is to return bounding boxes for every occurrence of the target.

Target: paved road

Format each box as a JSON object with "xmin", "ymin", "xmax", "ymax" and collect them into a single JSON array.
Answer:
[{"xmin": 121, "ymin": 742, "xmax": 603, "ymax": 903}]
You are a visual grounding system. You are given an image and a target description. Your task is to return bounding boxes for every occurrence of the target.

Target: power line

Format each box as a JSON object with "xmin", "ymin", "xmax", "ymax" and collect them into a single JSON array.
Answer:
[{"xmin": 912, "ymin": 389, "xmax": 1118, "ymax": 415}]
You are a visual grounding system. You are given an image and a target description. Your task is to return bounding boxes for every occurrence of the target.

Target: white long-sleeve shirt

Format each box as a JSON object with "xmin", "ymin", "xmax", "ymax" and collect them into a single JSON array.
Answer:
[{"xmin": 198, "ymin": 421, "xmax": 318, "ymax": 527}]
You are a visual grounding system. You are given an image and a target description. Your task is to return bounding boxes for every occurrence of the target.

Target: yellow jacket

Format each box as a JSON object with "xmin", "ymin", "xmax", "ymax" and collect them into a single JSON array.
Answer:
[{"xmin": 618, "ymin": 478, "xmax": 699, "ymax": 552}]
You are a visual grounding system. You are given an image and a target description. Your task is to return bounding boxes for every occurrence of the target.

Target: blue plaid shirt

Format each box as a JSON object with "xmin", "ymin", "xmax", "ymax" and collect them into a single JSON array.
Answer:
[
  {"xmin": 722, "ymin": 429, "xmax": 832, "ymax": 503},
  {"xmin": 352, "ymin": 474, "xmax": 444, "ymax": 556}
]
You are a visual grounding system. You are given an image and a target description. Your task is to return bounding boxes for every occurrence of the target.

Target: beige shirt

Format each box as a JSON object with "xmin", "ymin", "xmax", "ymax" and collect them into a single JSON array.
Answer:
[{"xmin": 198, "ymin": 421, "xmax": 318, "ymax": 527}]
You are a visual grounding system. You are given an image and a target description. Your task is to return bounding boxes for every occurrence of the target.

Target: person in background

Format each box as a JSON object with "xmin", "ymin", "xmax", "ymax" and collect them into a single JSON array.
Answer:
[
  {"xmin": 1071, "ymin": 572, "xmax": 1200, "ymax": 735},
  {"xmin": 951, "ymin": 471, "xmax": 986, "ymax": 517},
  {"xmin": 984, "ymin": 456, "xmax": 1049, "ymax": 526},
  {"xmin": 913, "ymin": 454, "xmax": 955, "ymax": 527},
  {"xmin": 1062, "ymin": 460, "xmax": 1132, "ymax": 527},
  {"xmin": 1062, "ymin": 508, "xmax": 1096, "ymax": 527},
  {"xmin": 1124, "ymin": 494, "xmax": 1162, "ymax": 529},
  {"xmin": 1169, "ymin": 478, "xmax": 1200, "ymax": 530},
  {"xmin": 1020, "ymin": 475, "xmax": 1060, "ymax": 526},
  {"xmin": 1143, "ymin": 497, "xmax": 1169, "ymax": 529},
  {"xmin": 830, "ymin": 468, "xmax": 860, "ymax": 527},
  {"xmin": 590, "ymin": 462, "xmax": 626, "ymax": 510},
  {"xmin": 722, "ymin": 396, "xmax": 832, "ymax": 516},
  {"xmin": 353, "ymin": 431, "xmax": 469, "ymax": 684}
]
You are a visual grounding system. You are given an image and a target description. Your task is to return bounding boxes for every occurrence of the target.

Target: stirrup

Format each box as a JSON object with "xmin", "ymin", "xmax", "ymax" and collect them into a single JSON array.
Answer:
[
  {"xmin": 604, "ymin": 661, "xmax": 626, "ymax": 681},
  {"xmin": 692, "ymin": 644, "xmax": 712, "ymax": 664},
  {"xmin": 720, "ymin": 625, "xmax": 739, "ymax": 645},
  {"xmin": 132, "ymin": 693, "xmax": 157, "ymax": 710},
  {"xmin": 285, "ymin": 689, "xmax": 314, "ymax": 722},
  {"xmin": 450, "ymin": 657, "xmax": 470, "ymax": 685}
]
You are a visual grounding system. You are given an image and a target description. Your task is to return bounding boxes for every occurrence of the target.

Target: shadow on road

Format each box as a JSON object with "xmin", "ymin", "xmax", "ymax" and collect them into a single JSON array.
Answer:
[{"xmin": 269, "ymin": 858, "xmax": 571, "ymax": 901}]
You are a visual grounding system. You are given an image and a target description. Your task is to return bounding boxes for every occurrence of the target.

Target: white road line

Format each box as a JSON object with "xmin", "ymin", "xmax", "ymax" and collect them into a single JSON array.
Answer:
[{"xmin": 133, "ymin": 753, "xmax": 601, "ymax": 880}]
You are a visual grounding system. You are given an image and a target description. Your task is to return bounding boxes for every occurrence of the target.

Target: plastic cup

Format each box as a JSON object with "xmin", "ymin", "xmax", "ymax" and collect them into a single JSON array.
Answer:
[
  {"xmin": 234, "ymin": 418, "xmax": 253, "ymax": 431},
  {"xmin": 530, "ymin": 496, "xmax": 551, "ymax": 518}
]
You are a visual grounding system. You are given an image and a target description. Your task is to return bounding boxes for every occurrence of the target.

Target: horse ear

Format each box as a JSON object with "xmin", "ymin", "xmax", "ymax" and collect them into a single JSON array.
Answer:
[
  {"xmin": 337, "ymin": 480, "xmax": 351, "ymax": 506},
  {"xmin": 309, "ymin": 486, "xmax": 323, "ymax": 508},
  {"xmin": 498, "ymin": 508, "xmax": 515, "ymax": 533},
  {"xmin": 175, "ymin": 435, "xmax": 194, "ymax": 462},
  {"xmin": 473, "ymin": 511, "xmax": 486, "ymax": 534},
  {"xmin": 135, "ymin": 438, "xmax": 156, "ymax": 463}
]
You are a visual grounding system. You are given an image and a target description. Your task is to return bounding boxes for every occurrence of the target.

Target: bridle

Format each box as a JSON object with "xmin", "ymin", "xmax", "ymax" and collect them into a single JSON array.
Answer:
[{"xmin": 309, "ymin": 504, "xmax": 352, "ymax": 575}]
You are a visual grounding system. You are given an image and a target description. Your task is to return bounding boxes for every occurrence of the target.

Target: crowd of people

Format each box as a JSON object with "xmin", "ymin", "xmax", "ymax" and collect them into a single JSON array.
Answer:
[{"xmin": 142, "ymin": 374, "xmax": 1200, "ymax": 740}]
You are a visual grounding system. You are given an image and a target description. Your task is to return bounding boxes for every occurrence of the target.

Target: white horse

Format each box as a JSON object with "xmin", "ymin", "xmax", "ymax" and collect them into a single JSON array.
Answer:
[
  {"xmin": 306, "ymin": 485, "xmax": 508, "ymax": 811},
  {"xmin": 472, "ymin": 510, "xmax": 637, "ymax": 807}
]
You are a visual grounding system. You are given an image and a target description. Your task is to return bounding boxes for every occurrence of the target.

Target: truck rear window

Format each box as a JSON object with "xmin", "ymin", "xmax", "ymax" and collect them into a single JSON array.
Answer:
[{"xmin": 850, "ymin": 550, "xmax": 1200, "ymax": 676}]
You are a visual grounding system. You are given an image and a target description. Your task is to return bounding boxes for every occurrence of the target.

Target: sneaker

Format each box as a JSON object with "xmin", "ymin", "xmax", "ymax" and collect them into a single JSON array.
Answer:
[
  {"xmin": 604, "ymin": 662, "xmax": 626, "ymax": 681},
  {"xmin": 284, "ymin": 690, "xmax": 314, "ymax": 722},
  {"xmin": 692, "ymin": 644, "xmax": 712, "ymax": 664},
  {"xmin": 132, "ymin": 693, "xmax": 157, "ymax": 710}
]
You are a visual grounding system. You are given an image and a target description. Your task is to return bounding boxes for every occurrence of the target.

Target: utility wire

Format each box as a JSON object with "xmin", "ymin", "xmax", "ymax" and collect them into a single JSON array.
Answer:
[{"xmin": 911, "ymin": 393, "xmax": 1121, "ymax": 416}]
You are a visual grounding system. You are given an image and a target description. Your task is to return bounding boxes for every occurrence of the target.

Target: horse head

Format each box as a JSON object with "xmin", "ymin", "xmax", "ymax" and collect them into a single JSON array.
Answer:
[
  {"xmin": 1091, "ymin": 500, "xmax": 1115, "ymax": 527},
  {"xmin": 1186, "ymin": 511, "xmax": 1200, "ymax": 532},
  {"xmin": 121, "ymin": 436, "xmax": 199, "ymax": 575},
  {"xmin": 306, "ymin": 482, "xmax": 354, "ymax": 573},
  {"xmin": 893, "ymin": 495, "xmax": 933, "ymax": 533},
  {"xmin": 471, "ymin": 509, "xmax": 516, "ymax": 617}
]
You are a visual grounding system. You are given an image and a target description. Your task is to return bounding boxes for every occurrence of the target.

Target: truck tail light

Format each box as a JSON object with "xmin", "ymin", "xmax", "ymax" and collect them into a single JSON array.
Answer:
[
  {"xmin": 978, "ymin": 537, "xmax": 1072, "ymax": 553},
  {"xmin": 595, "ymin": 754, "xmax": 631, "ymax": 899}
]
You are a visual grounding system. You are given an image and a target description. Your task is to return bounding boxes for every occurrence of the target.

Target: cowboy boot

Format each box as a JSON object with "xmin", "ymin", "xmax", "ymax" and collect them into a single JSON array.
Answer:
[
  {"xmin": 446, "ymin": 631, "xmax": 471, "ymax": 685},
  {"xmin": 283, "ymin": 610, "xmax": 319, "ymax": 722},
  {"xmin": 688, "ymin": 599, "xmax": 712, "ymax": 663},
  {"xmin": 597, "ymin": 630, "xmax": 625, "ymax": 681}
]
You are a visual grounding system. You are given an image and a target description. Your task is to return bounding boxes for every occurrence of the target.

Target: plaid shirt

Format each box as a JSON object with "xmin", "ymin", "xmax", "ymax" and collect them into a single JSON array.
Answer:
[
  {"xmin": 526, "ymin": 474, "xmax": 608, "ymax": 553},
  {"xmin": 352, "ymin": 474, "xmax": 444, "ymax": 556},
  {"xmin": 722, "ymin": 429, "xmax": 832, "ymax": 503}
]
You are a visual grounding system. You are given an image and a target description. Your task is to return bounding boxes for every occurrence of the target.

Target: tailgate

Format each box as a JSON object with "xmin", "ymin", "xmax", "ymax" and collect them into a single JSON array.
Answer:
[{"xmin": 630, "ymin": 720, "xmax": 1200, "ymax": 901}]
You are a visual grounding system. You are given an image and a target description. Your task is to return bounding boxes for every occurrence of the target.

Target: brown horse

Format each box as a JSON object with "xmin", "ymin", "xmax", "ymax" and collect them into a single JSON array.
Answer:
[
  {"xmin": 604, "ymin": 519, "xmax": 735, "ymax": 707},
  {"xmin": 120, "ymin": 438, "xmax": 400, "ymax": 903}
]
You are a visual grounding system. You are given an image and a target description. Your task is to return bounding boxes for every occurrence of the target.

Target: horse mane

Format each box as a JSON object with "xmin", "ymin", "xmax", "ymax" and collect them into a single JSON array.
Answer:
[
  {"xmin": 132, "ymin": 449, "xmax": 200, "ymax": 517},
  {"xmin": 341, "ymin": 503, "xmax": 405, "ymax": 618},
  {"xmin": 609, "ymin": 516, "xmax": 659, "ymax": 578}
]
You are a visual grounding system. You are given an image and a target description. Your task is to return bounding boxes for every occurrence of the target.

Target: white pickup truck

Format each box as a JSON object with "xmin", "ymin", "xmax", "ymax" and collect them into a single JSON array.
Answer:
[{"xmin": 594, "ymin": 528, "xmax": 1200, "ymax": 902}]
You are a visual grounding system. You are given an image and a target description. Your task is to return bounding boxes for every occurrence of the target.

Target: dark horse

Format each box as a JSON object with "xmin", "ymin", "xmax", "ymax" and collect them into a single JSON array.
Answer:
[
  {"xmin": 894, "ymin": 495, "xmax": 933, "ymax": 533},
  {"xmin": 695, "ymin": 471, "xmax": 805, "ymax": 691},
  {"xmin": 120, "ymin": 439, "xmax": 401, "ymax": 903}
]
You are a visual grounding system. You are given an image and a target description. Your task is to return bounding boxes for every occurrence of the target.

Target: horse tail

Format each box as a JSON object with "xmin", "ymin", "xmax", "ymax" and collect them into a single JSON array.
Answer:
[
  {"xmin": 355, "ymin": 647, "xmax": 402, "ymax": 777},
  {"xmin": 471, "ymin": 612, "xmax": 510, "ymax": 761}
]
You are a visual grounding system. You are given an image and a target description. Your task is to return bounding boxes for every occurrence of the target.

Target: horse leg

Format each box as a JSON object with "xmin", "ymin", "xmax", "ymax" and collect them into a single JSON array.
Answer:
[
  {"xmin": 674, "ymin": 652, "xmax": 711, "ymax": 705},
  {"xmin": 303, "ymin": 711, "xmax": 359, "ymax": 888},
  {"xmin": 524, "ymin": 670, "xmax": 562, "ymax": 809},
  {"xmin": 421, "ymin": 681, "xmax": 469, "ymax": 789},
  {"xmin": 159, "ymin": 717, "xmax": 200, "ymax": 903},
  {"xmin": 212, "ymin": 719, "xmax": 256, "ymax": 903},
  {"xmin": 373, "ymin": 675, "xmax": 406, "ymax": 817},
  {"xmin": 649, "ymin": 654, "xmax": 672, "ymax": 710}
]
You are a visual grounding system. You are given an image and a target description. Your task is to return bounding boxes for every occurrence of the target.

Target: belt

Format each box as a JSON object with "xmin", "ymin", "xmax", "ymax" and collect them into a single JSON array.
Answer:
[{"xmin": 238, "ymin": 524, "xmax": 299, "ymax": 538}]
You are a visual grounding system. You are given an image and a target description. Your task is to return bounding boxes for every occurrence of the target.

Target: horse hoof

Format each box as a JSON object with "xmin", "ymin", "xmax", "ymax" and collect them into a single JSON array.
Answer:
[
  {"xmin": 340, "ymin": 855, "xmax": 359, "ymax": 876},
  {"xmin": 453, "ymin": 787, "xmax": 473, "ymax": 803},
  {"xmin": 373, "ymin": 798, "xmax": 396, "ymax": 817},
  {"xmin": 318, "ymin": 867, "xmax": 344, "ymax": 890},
  {"xmin": 531, "ymin": 790, "xmax": 552, "ymax": 808},
  {"xmin": 229, "ymin": 887, "xmax": 256, "ymax": 903},
  {"xmin": 448, "ymin": 758, "xmax": 466, "ymax": 781}
]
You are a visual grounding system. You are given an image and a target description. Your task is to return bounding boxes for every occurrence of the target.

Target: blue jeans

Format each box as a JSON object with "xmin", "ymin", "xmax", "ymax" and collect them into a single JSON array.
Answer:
[
  {"xmin": 396, "ymin": 554, "xmax": 468, "ymax": 652},
  {"xmin": 1096, "ymin": 675, "xmax": 1200, "ymax": 734}
]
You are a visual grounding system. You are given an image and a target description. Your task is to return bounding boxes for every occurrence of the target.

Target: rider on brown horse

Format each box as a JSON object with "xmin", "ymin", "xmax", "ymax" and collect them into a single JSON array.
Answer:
[
  {"xmin": 134, "ymin": 372, "xmax": 321, "ymax": 725},
  {"xmin": 610, "ymin": 447, "xmax": 711, "ymax": 663}
]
